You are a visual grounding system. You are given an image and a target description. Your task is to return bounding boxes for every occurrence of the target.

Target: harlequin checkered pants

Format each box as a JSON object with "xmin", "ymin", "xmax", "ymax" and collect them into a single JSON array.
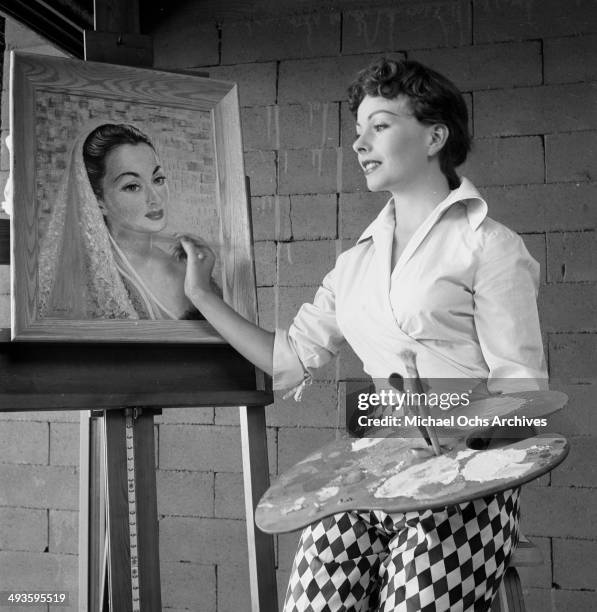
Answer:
[{"xmin": 284, "ymin": 488, "xmax": 520, "ymax": 611}]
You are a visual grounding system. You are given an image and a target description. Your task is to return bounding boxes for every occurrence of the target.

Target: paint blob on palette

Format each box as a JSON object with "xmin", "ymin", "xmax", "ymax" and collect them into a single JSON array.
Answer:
[
  {"xmin": 256, "ymin": 390, "xmax": 570, "ymax": 533},
  {"xmin": 256, "ymin": 435, "xmax": 568, "ymax": 533}
]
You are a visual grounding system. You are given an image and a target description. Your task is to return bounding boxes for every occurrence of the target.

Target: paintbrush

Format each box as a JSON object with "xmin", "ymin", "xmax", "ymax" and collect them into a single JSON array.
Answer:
[
  {"xmin": 388, "ymin": 372, "xmax": 432, "ymax": 448},
  {"xmin": 400, "ymin": 351, "xmax": 443, "ymax": 457}
]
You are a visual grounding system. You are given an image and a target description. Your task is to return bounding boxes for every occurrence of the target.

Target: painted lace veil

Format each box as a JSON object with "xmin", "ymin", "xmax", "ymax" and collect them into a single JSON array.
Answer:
[{"xmin": 37, "ymin": 122, "xmax": 139, "ymax": 319}]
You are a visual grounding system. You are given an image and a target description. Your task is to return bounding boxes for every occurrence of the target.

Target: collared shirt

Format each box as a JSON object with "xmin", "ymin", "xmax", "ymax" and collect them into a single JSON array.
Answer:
[{"xmin": 273, "ymin": 177, "xmax": 547, "ymax": 395}]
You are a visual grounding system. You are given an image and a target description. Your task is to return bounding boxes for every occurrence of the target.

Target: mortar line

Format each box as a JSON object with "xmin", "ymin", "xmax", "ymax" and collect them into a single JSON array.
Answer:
[{"xmin": 217, "ymin": 21, "xmax": 222, "ymax": 65}]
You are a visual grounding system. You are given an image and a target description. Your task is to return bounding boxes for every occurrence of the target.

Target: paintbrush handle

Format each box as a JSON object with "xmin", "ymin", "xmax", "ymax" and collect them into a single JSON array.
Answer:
[
  {"xmin": 400, "ymin": 350, "xmax": 443, "ymax": 456},
  {"xmin": 417, "ymin": 404, "xmax": 442, "ymax": 456}
]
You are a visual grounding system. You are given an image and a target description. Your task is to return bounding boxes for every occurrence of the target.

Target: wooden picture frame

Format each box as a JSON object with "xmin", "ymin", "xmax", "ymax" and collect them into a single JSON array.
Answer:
[{"xmin": 10, "ymin": 52, "xmax": 256, "ymax": 342}]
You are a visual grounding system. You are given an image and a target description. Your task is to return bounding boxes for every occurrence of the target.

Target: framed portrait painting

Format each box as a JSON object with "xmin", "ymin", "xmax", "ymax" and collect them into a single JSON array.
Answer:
[{"xmin": 9, "ymin": 52, "xmax": 256, "ymax": 342}]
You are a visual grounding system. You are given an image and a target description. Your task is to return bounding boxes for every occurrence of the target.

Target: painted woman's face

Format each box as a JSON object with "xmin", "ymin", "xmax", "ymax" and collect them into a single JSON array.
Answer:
[{"xmin": 98, "ymin": 143, "xmax": 169, "ymax": 234}]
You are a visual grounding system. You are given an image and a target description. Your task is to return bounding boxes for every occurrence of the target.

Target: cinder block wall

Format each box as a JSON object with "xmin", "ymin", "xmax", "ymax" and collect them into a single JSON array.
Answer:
[{"xmin": 1, "ymin": 1, "xmax": 596, "ymax": 610}]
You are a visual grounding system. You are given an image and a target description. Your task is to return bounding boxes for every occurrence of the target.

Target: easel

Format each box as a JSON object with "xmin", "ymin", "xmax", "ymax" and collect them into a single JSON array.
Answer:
[{"xmin": 0, "ymin": 1, "xmax": 277, "ymax": 610}]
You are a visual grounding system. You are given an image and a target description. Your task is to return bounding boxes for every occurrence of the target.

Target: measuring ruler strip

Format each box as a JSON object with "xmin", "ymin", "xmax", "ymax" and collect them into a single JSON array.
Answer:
[{"xmin": 125, "ymin": 409, "xmax": 141, "ymax": 612}]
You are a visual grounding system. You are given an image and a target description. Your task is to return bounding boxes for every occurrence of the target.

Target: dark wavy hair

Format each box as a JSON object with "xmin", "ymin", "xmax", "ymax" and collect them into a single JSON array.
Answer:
[
  {"xmin": 347, "ymin": 58, "xmax": 471, "ymax": 189},
  {"xmin": 83, "ymin": 123, "xmax": 155, "ymax": 199}
]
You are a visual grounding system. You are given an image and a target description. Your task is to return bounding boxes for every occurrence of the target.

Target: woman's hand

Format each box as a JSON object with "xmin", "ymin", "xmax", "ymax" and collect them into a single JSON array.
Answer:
[
  {"xmin": 179, "ymin": 236, "xmax": 216, "ymax": 306},
  {"xmin": 179, "ymin": 234, "xmax": 274, "ymax": 375}
]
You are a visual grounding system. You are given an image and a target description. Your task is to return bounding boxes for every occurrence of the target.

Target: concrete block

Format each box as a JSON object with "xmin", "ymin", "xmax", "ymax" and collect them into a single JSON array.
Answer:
[
  {"xmin": 520, "ymin": 234, "xmax": 546, "ymax": 284},
  {"xmin": 242, "ymin": 106, "xmax": 279, "ymax": 151},
  {"xmin": 152, "ymin": 13, "xmax": 218, "ymax": 69},
  {"xmin": 547, "ymin": 383, "xmax": 597, "ymax": 437},
  {"xmin": 208, "ymin": 414, "xmax": 278, "ymax": 473},
  {"xmin": 521, "ymin": 588, "xmax": 552, "ymax": 612},
  {"xmin": 462, "ymin": 136, "xmax": 545, "ymax": 186},
  {"xmin": 49, "ymin": 510, "xmax": 77, "ymax": 555},
  {"xmin": 545, "ymin": 34, "xmax": 597, "ymax": 84},
  {"xmin": 217, "ymin": 562, "xmax": 250, "ymax": 612},
  {"xmin": 545, "ymin": 131, "xmax": 597, "ymax": 183},
  {"xmin": 49, "ymin": 423, "xmax": 78, "ymax": 467},
  {"xmin": 159, "ymin": 517, "xmax": 247, "ymax": 565},
  {"xmin": 475, "ymin": 83, "xmax": 597, "ymax": 137},
  {"xmin": 552, "ymin": 588, "xmax": 597, "ymax": 611},
  {"xmin": 0, "ymin": 507, "xmax": 47, "ymax": 551},
  {"xmin": 155, "ymin": 407, "xmax": 214, "ymax": 425},
  {"xmin": 474, "ymin": 0, "xmax": 597, "ymax": 42},
  {"xmin": 257, "ymin": 286, "xmax": 275, "ymax": 331},
  {"xmin": 340, "ymin": 144, "xmax": 368, "ymax": 193},
  {"xmin": 520, "ymin": 486, "xmax": 597, "ymax": 539},
  {"xmin": 161, "ymin": 562, "xmax": 216, "ymax": 611},
  {"xmin": 222, "ymin": 13, "xmax": 340, "ymax": 63},
  {"xmin": 214, "ymin": 471, "xmax": 244, "ymax": 519},
  {"xmin": 0, "ymin": 410, "xmax": 79, "ymax": 423},
  {"xmin": 0, "ymin": 421, "xmax": 48, "ymax": 464},
  {"xmin": 553, "ymin": 538, "xmax": 597, "ymax": 590},
  {"xmin": 254, "ymin": 240, "xmax": 277, "ymax": 286},
  {"xmin": 244, "ymin": 150, "xmax": 277, "ymax": 196},
  {"xmin": 279, "ymin": 54, "xmax": 404, "ymax": 104},
  {"xmin": 339, "ymin": 191, "xmax": 388, "ymax": 240},
  {"xmin": 539, "ymin": 284, "xmax": 597, "ymax": 332},
  {"xmin": 550, "ymin": 437, "xmax": 597, "ymax": 487},
  {"xmin": 343, "ymin": 1, "xmax": 471, "ymax": 52},
  {"xmin": 413, "ymin": 41, "xmax": 541, "ymax": 91},
  {"xmin": 340, "ymin": 101, "xmax": 356, "ymax": 147},
  {"xmin": 251, "ymin": 195, "xmax": 292, "ymax": 241},
  {"xmin": 213, "ymin": 406, "xmax": 239, "ymax": 426},
  {"xmin": 277, "ymin": 427, "xmax": 337, "ymax": 473},
  {"xmin": 547, "ymin": 232, "xmax": 597, "ymax": 282},
  {"xmin": 0, "ymin": 550, "xmax": 77, "ymax": 593},
  {"xmin": 276, "ymin": 285, "xmax": 318, "ymax": 329},
  {"xmin": 277, "ymin": 239, "xmax": 337, "ymax": 286},
  {"xmin": 279, "ymin": 103, "xmax": 340, "ymax": 150},
  {"xmin": 290, "ymin": 194, "xmax": 337, "ymax": 240},
  {"xmin": 337, "ymin": 343, "xmax": 367, "ymax": 379},
  {"xmin": 159, "ymin": 425, "xmax": 242, "ymax": 472},
  {"xmin": 480, "ymin": 183, "xmax": 597, "ymax": 233},
  {"xmin": 266, "ymin": 382, "xmax": 338, "ymax": 428},
  {"xmin": 0, "ymin": 464, "xmax": 78, "ymax": 510},
  {"xmin": 549, "ymin": 334, "xmax": 597, "ymax": 382},
  {"xmin": 516, "ymin": 536, "xmax": 551, "ymax": 589},
  {"xmin": 204, "ymin": 63, "xmax": 277, "ymax": 106},
  {"xmin": 278, "ymin": 147, "xmax": 341, "ymax": 195},
  {"xmin": 157, "ymin": 469, "xmax": 214, "ymax": 517}
]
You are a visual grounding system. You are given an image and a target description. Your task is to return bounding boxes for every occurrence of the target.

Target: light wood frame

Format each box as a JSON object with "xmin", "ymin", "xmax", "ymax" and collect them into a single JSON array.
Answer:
[{"xmin": 10, "ymin": 51, "xmax": 256, "ymax": 342}]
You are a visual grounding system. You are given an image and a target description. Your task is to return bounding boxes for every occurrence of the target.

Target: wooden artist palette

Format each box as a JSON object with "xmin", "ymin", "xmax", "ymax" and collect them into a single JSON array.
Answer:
[{"xmin": 256, "ymin": 391, "xmax": 569, "ymax": 534}]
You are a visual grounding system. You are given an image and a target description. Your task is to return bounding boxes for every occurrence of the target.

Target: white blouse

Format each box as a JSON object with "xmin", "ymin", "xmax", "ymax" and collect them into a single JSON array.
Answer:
[{"xmin": 274, "ymin": 178, "xmax": 547, "ymax": 396}]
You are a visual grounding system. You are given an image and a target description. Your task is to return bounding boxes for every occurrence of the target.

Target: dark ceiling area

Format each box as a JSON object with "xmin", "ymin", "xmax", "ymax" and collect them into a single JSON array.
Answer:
[{"xmin": 0, "ymin": 0, "xmax": 189, "ymax": 57}]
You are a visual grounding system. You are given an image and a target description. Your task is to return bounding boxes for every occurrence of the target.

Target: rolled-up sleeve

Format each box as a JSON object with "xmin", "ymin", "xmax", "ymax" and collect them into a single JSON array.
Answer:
[
  {"xmin": 473, "ymin": 230, "xmax": 548, "ymax": 390},
  {"xmin": 273, "ymin": 266, "xmax": 346, "ymax": 396}
]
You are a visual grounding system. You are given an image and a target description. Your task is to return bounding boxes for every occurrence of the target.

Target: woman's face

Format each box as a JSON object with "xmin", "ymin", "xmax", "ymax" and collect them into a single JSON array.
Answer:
[
  {"xmin": 352, "ymin": 94, "xmax": 437, "ymax": 193},
  {"xmin": 98, "ymin": 143, "xmax": 169, "ymax": 234}
]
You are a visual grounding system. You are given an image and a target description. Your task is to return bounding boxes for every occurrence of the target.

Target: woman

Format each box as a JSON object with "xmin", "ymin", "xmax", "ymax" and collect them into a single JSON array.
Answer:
[
  {"xmin": 181, "ymin": 59, "xmax": 546, "ymax": 610},
  {"xmin": 38, "ymin": 122, "xmax": 203, "ymax": 320}
]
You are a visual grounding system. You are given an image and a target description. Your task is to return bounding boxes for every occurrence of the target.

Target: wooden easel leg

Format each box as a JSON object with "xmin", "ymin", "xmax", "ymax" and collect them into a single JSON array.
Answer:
[
  {"xmin": 103, "ymin": 409, "xmax": 162, "ymax": 612},
  {"xmin": 79, "ymin": 412, "xmax": 107, "ymax": 612},
  {"xmin": 240, "ymin": 405, "xmax": 278, "ymax": 612}
]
